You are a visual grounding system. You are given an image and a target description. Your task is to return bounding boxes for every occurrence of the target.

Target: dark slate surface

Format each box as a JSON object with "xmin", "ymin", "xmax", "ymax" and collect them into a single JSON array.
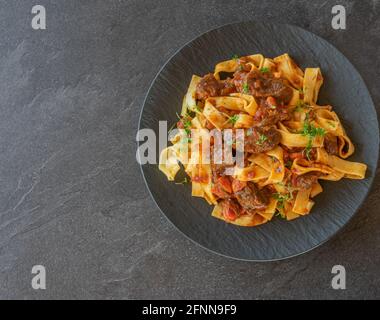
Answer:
[{"xmin": 0, "ymin": 0, "xmax": 379, "ymax": 299}]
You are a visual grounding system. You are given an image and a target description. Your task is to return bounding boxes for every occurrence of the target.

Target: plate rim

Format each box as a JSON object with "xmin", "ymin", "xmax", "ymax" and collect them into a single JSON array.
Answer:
[{"xmin": 137, "ymin": 20, "xmax": 380, "ymax": 262}]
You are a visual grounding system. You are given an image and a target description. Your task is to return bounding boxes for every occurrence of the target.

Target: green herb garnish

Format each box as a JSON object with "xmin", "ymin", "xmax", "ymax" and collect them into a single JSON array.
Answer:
[
  {"xmin": 232, "ymin": 54, "xmax": 239, "ymax": 61},
  {"xmin": 228, "ymin": 114, "xmax": 239, "ymax": 124},
  {"xmin": 275, "ymin": 210, "xmax": 286, "ymax": 219},
  {"xmin": 294, "ymin": 100, "xmax": 310, "ymax": 112},
  {"xmin": 301, "ymin": 116, "xmax": 326, "ymax": 160},
  {"xmin": 302, "ymin": 122, "xmax": 326, "ymax": 138},
  {"xmin": 183, "ymin": 119, "xmax": 192, "ymax": 136},
  {"xmin": 242, "ymin": 82, "xmax": 249, "ymax": 94},
  {"xmin": 260, "ymin": 67, "xmax": 270, "ymax": 73},
  {"xmin": 256, "ymin": 134, "xmax": 268, "ymax": 145},
  {"xmin": 273, "ymin": 192, "xmax": 293, "ymax": 210},
  {"xmin": 304, "ymin": 139, "xmax": 313, "ymax": 160}
]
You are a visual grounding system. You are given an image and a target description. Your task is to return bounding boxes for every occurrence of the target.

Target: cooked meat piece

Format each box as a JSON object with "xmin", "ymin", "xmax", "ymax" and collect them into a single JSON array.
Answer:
[
  {"xmin": 254, "ymin": 78, "xmax": 293, "ymax": 104},
  {"xmin": 220, "ymin": 78, "xmax": 236, "ymax": 96},
  {"xmin": 195, "ymin": 73, "xmax": 221, "ymax": 100},
  {"xmin": 283, "ymin": 147, "xmax": 317, "ymax": 162},
  {"xmin": 211, "ymin": 176, "xmax": 233, "ymax": 199},
  {"xmin": 324, "ymin": 134, "xmax": 338, "ymax": 155},
  {"xmin": 253, "ymin": 101, "xmax": 290, "ymax": 126},
  {"xmin": 231, "ymin": 178, "xmax": 247, "ymax": 193},
  {"xmin": 234, "ymin": 182, "xmax": 268, "ymax": 211},
  {"xmin": 211, "ymin": 154, "xmax": 233, "ymax": 179},
  {"xmin": 220, "ymin": 198, "xmax": 241, "ymax": 221},
  {"xmin": 195, "ymin": 74, "xmax": 237, "ymax": 100},
  {"xmin": 244, "ymin": 126, "xmax": 281, "ymax": 153},
  {"xmin": 233, "ymin": 70, "xmax": 293, "ymax": 104},
  {"xmin": 233, "ymin": 69, "xmax": 249, "ymax": 92},
  {"xmin": 236, "ymin": 57, "xmax": 254, "ymax": 72},
  {"xmin": 211, "ymin": 182, "xmax": 231, "ymax": 199},
  {"xmin": 291, "ymin": 172, "xmax": 320, "ymax": 189}
]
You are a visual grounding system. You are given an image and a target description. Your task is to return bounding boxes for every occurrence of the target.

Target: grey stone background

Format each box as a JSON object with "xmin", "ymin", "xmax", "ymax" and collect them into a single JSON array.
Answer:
[{"xmin": 0, "ymin": 0, "xmax": 379, "ymax": 299}]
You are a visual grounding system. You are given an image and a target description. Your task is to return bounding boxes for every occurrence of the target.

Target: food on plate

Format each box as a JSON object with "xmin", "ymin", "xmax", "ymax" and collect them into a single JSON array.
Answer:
[{"xmin": 159, "ymin": 53, "xmax": 367, "ymax": 227}]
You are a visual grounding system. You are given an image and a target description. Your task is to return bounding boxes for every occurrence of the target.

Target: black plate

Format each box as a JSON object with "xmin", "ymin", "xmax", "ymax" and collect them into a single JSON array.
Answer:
[{"xmin": 138, "ymin": 22, "xmax": 379, "ymax": 261}]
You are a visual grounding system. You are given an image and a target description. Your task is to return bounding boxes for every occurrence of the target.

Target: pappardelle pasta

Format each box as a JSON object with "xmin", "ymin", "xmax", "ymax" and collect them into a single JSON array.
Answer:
[{"xmin": 159, "ymin": 53, "xmax": 367, "ymax": 227}]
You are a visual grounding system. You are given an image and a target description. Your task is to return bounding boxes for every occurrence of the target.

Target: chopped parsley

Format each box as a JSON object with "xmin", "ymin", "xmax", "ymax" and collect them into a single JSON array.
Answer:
[
  {"xmin": 275, "ymin": 210, "xmax": 286, "ymax": 219},
  {"xmin": 228, "ymin": 114, "xmax": 239, "ymax": 124},
  {"xmin": 294, "ymin": 100, "xmax": 309, "ymax": 112},
  {"xmin": 183, "ymin": 119, "xmax": 192, "ymax": 137},
  {"xmin": 232, "ymin": 54, "xmax": 239, "ymax": 61},
  {"xmin": 256, "ymin": 133, "xmax": 268, "ymax": 145},
  {"xmin": 242, "ymin": 82, "xmax": 249, "ymax": 94},
  {"xmin": 260, "ymin": 67, "xmax": 270, "ymax": 73},
  {"xmin": 304, "ymin": 139, "xmax": 313, "ymax": 160},
  {"xmin": 273, "ymin": 191, "xmax": 293, "ymax": 209},
  {"xmin": 302, "ymin": 121, "xmax": 326, "ymax": 138},
  {"xmin": 176, "ymin": 113, "xmax": 193, "ymax": 143},
  {"xmin": 301, "ymin": 116, "xmax": 326, "ymax": 160}
]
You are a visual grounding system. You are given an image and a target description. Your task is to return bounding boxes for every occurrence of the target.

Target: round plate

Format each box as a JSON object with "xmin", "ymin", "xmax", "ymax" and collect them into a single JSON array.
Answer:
[{"xmin": 138, "ymin": 21, "xmax": 379, "ymax": 261}]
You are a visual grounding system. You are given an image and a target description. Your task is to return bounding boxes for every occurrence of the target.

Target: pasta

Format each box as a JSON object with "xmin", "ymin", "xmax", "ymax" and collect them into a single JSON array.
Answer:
[{"xmin": 159, "ymin": 53, "xmax": 367, "ymax": 227}]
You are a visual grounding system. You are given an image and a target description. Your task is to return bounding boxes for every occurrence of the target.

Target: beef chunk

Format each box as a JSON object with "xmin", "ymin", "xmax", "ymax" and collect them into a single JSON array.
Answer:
[
  {"xmin": 244, "ymin": 126, "xmax": 281, "ymax": 153},
  {"xmin": 195, "ymin": 74, "xmax": 237, "ymax": 100},
  {"xmin": 291, "ymin": 172, "xmax": 320, "ymax": 189},
  {"xmin": 231, "ymin": 178, "xmax": 247, "ymax": 193},
  {"xmin": 195, "ymin": 73, "xmax": 221, "ymax": 100},
  {"xmin": 253, "ymin": 100, "xmax": 290, "ymax": 126},
  {"xmin": 234, "ymin": 182, "xmax": 268, "ymax": 211},
  {"xmin": 220, "ymin": 198, "xmax": 241, "ymax": 221},
  {"xmin": 211, "ymin": 176, "xmax": 233, "ymax": 199},
  {"xmin": 324, "ymin": 134, "xmax": 339, "ymax": 155},
  {"xmin": 220, "ymin": 78, "xmax": 236, "ymax": 96},
  {"xmin": 233, "ymin": 70, "xmax": 293, "ymax": 104},
  {"xmin": 210, "ymin": 146, "xmax": 233, "ymax": 179}
]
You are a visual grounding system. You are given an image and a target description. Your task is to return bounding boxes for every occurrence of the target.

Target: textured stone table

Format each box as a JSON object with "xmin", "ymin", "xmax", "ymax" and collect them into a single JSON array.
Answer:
[{"xmin": 0, "ymin": 0, "xmax": 379, "ymax": 299}]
